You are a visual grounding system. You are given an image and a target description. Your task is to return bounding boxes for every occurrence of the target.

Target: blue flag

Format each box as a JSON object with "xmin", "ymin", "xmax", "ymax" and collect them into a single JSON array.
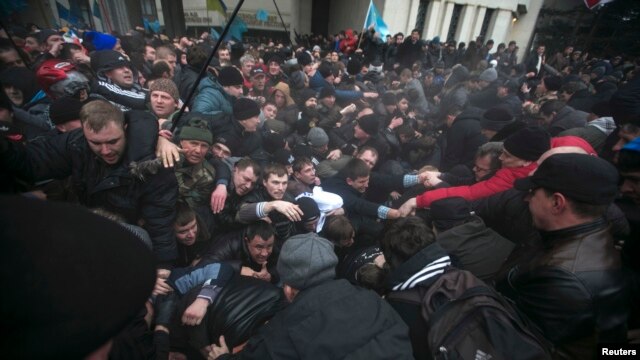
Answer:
[
  {"xmin": 363, "ymin": 0, "xmax": 389, "ymax": 39},
  {"xmin": 256, "ymin": 9, "xmax": 269, "ymax": 22},
  {"xmin": 226, "ymin": 17, "xmax": 248, "ymax": 42}
]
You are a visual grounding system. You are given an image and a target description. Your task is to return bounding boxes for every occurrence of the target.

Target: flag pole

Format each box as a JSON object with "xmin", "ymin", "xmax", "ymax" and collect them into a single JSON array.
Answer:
[
  {"xmin": 272, "ymin": 0, "xmax": 294, "ymax": 46},
  {"xmin": 171, "ymin": 0, "xmax": 245, "ymax": 132},
  {"xmin": 356, "ymin": 0, "xmax": 372, "ymax": 50}
]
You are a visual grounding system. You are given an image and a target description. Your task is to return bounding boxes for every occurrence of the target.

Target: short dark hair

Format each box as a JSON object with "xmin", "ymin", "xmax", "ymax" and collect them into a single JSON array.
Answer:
[
  {"xmin": 246, "ymin": 220, "xmax": 275, "ymax": 241},
  {"xmin": 80, "ymin": 100, "xmax": 125, "ymax": 132},
  {"xmin": 540, "ymin": 100, "xmax": 566, "ymax": 116},
  {"xmin": 411, "ymin": 29, "xmax": 421, "ymax": 36},
  {"xmin": 356, "ymin": 263, "xmax": 387, "ymax": 295},
  {"xmin": 150, "ymin": 60, "xmax": 171, "ymax": 80},
  {"xmin": 59, "ymin": 43, "xmax": 83, "ymax": 61},
  {"xmin": 235, "ymin": 157, "xmax": 260, "ymax": 176},
  {"xmin": 541, "ymin": 189, "xmax": 607, "ymax": 219},
  {"xmin": 322, "ymin": 215, "xmax": 354, "ymax": 247},
  {"xmin": 263, "ymin": 163, "xmax": 288, "ymax": 181},
  {"xmin": 292, "ymin": 157, "xmax": 313, "ymax": 173},
  {"xmin": 175, "ymin": 202, "xmax": 196, "ymax": 227},
  {"xmin": 344, "ymin": 158, "xmax": 370, "ymax": 181},
  {"xmin": 381, "ymin": 217, "xmax": 436, "ymax": 269},
  {"xmin": 394, "ymin": 32, "xmax": 404, "ymax": 39},
  {"xmin": 187, "ymin": 44, "xmax": 209, "ymax": 68}
]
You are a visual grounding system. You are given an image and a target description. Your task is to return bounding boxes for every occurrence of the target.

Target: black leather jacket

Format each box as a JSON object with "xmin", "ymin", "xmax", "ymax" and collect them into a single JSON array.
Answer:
[{"xmin": 499, "ymin": 218, "xmax": 628, "ymax": 359}]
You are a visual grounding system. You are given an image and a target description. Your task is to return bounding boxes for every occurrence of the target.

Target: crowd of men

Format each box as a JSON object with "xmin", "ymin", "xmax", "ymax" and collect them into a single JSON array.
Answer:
[{"xmin": 1, "ymin": 20, "xmax": 639, "ymax": 359}]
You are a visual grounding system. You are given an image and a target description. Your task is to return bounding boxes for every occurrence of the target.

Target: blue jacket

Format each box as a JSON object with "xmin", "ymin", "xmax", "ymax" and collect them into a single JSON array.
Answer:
[
  {"xmin": 191, "ymin": 76, "xmax": 234, "ymax": 116},
  {"xmin": 308, "ymin": 72, "xmax": 363, "ymax": 104}
]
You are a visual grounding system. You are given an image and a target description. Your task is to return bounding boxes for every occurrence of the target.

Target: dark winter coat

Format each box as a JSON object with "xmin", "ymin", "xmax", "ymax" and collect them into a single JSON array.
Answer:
[{"xmin": 440, "ymin": 108, "xmax": 487, "ymax": 171}]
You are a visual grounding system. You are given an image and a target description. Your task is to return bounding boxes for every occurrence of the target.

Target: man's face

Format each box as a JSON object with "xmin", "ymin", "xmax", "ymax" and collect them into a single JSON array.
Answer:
[
  {"xmin": 252, "ymin": 74, "xmax": 266, "ymax": 91},
  {"xmin": 84, "ymin": 121, "xmax": 126, "ymax": 165},
  {"xmin": 233, "ymin": 166, "xmax": 257, "ymax": 196},
  {"xmin": 354, "ymin": 123, "xmax": 369, "ymax": 140},
  {"xmin": 612, "ymin": 127, "xmax": 640, "ymax": 163},
  {"xmin": 268, "ymin": 61, "xmax": 280, "ymax": 75},
  {"xmin": 175, "ymin": 218, "xmax": 198, "ymax": 246},
  {"xmin": 558, "ymin": 90, "xmax": 571, "ymax": 102},
  {"xmin": 396, "ymin": 35, "xmax": 404, "ymax": 45},
  {"xmin": 357, "ymin": 150, "xmax": 378, "ymax": 169},
  {"xmin": 262, "ymin": 104, "xmax": 277, "ymax": 120},
  {"xmin": 347, "ymin": 175, "xmax": 369, "ymax": 193},
  {"xmin": 397, "ymin": 98, "xmax": 409, "ymax": 113},
  {"xmin": 320, "ymin": 95, "xmax": 335, "ymax": 108},
  {"xmin": 3, "ymin": 85, "xmax": 23, "ymax": 106},
  {"xmin": 44, "ymin": 35, "xmax": 64, "ymax": 52},
  {"xmin": 218, "ymin": 49, "xmax": 231, "ymax": 62},
  {"xmin": 508, "ymin": 43, "xmax": 516, "ymax": 51},
  {"xmin": 330, "ymin": 52, "xmax": 339, "ymax": 62},
  {"xmin": 499, "ymin": 148, "xmax": 528, "ymax": 168},
  {"xmin": 273, "ymin": 90, "xmax": 286, "ymax": 108},
  {"xmin": 224, "ymin": 85, "xmax": 244, "ymax": 98},
  {"xmin": 263, "ymin": 173, "xmax": 288, "ymax": 199},
  {"xmin": 165, "ymin": 54, "xmax": 177, "ymax": 70},
  {"xmin": 246, "ymin": 235, "xmax": 274, "ymax": 265},
  {"xmin": 304, "ymin": 97, "xmax": 317, "ymax": 109},
  {"xmin": 411, "ymin": 31, "xmax": 419, "ymax": 42},
  {"xmin": 564, "ymin": 46, "xmax": 574, "ymax": 55},
  {"xmin": 537, "ymin": 46, "xmax": 545, "ymax": 56},
  {"xmin": 239, "ymin": 116, "xmax": 260, "ymax": 132},
  {"xmin": 0, "ymin": 49, "xmax": 25, "ymax": 68},
  {"xmin": 496, "ymin": 86, "xmax": 508, "ymax": 98},
  {"xmin": 294, "ymin": 163, "xmax": 316, "ymax": 185},
  {"xmin": 180, "ymin": 139, "xmax": 210, "ymax": 165},
  {"xmin": 620, "ymin": 171, "xmax": 640, "ymax": 205},
  {"xmin": 105, "ymin": 66, "xmax": 134, "ymax": 88},
  {"xmin": 150, "ymin": 90, "xmax": 178, "ymax": 118},
  {"xmin": 473, "ymin": 155, "xmax": 494, "ymax": 181},
  {"xmin": 241, "ymin": 61, "xmax": 255, "ymax": 77},
  {"xmin": 212, "ymin": 143, "xmax": 231, "ymax": 159},
  {"xmin": 144, "ymin": 46, "xmax": 156, "ymax": 62},
  {"xmin": 24, "ymin": 36, "xmax": 39, "ymax": 52},
  {"xmin": 524, "ymin": 187, "xmax": 553, "ymax": 230}
]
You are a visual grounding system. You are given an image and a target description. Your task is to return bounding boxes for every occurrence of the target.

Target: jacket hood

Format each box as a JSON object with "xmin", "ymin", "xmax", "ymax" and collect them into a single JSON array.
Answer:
[{"xmin": 272, "ymin": 82, "xmax": 295, "ymax": 107}]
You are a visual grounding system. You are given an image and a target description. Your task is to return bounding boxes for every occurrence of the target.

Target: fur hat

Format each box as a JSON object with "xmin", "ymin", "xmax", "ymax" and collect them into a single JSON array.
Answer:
[
  {"xmin": 277, "ymin": 233, "xmax": 337, "ymax": 290},
  {"xmin": 233, "ymin": 98, "xmax": 260, "ymax": 121},
  {"xmin": 148, "ymin": 78, "xmax": 179, "ymax": 102},
  {"xmin": 218, "ymin": 66, "xmax": 244, "ymax": 87}
]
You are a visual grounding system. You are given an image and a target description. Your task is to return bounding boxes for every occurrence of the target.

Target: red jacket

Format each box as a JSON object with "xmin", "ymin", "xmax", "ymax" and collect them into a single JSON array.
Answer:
[
  {"xmin": 339, "ymin": 29, "xmax": 358, "ymax": 55},
  {"xmin": 416, "ymin": 162, "xmax": 538, "ymax": 208}
]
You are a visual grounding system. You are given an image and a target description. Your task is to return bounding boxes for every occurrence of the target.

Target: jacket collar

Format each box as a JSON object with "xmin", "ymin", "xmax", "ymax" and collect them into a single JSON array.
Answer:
[
  {"xmin": 540, "ymin": 217, "xmax": 607, "ymax": 246},
  {"xmin": 387, "ymin": 243, "xmax": 451, "ymax": 291}
]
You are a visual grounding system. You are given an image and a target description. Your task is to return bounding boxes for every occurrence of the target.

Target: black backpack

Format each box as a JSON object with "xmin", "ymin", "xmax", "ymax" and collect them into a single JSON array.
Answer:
[{"xmin": 387, "ymin": 268, "xmax": 552, "ymax": 360}]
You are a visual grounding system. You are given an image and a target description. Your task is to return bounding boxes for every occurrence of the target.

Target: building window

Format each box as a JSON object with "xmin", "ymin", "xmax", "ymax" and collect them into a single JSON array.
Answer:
[
  {"xmin": 479, "ymin": 8, "xmax": 495, "ymax": 41},
  {"xmin": 69, "ymin": 0, "xmax": 95, "ymax": 29},
  {"xmin": 447, "ymin": 4, "xmax": 463, "ymax": 42},
  {"xmin": 141, "ymin": 0, "xmax": 157, "ymax": 17},
  {"xmin": 415, "ymin": 0, "xmax": 430, "ymax": 33}
]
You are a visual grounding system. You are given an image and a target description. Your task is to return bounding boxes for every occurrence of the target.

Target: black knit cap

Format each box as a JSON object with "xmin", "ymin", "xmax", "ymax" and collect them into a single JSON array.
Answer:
[
  {"xmin": 296, "ymin": 196, "xmax": 320, "ymax": 222},
  {"xmin": 503, "ymin": 126, "xmax": 551, "ymax": 161},
  {"xmin": 233, "ymin": 98, "xmax": 260, "ymax": 121},
  {"xmin": 90, "ymin": 50, "xmax": 129, "ymax": 73},
  {"xmin": 296, "ymin": 51, "xmax": 313, "ymax": 66},
  {"xmin": 0, "ymin": 196, "xmax": 155, "ymax": 358},
  {"xmin": 297, "ymin": 88, "xmax": 317, "ymax": 107},
  {"xmin": 273, "ymin": 148, "xmax": 294, "ymax": 166},
  {"xmin": 382, "ymin": 92, "xmax": 397, "ymax": 106},
  {"xmin": 218, "ymin": 66, "xmax": 244, "ymax": 86},
  {"xmin": 49, "ymin": 96, "xmax": 84, "ymax": 125},
  {"xmin": 480, "ymin": 107, "xmax": 514, "ymax": 131},
  {"xmin": 318, "ymin": 62, "xmax": 333, "ymax": 78},
  {"xmin": 263, "ymin": 132, "xmax": 286, "ymax": 154},
  {"xmin": 357, "ymin": 114, "xmax": 380, "ymax": 136}
]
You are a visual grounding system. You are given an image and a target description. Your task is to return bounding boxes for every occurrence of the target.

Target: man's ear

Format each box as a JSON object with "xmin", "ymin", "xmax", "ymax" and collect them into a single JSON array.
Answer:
[
  {"xmin": 551, "ymin": 193, "xmax": 568, "ymax": 214},
  {"xmin": 346, "ymin": 177, "xmax": 354, "ymax": 187}
]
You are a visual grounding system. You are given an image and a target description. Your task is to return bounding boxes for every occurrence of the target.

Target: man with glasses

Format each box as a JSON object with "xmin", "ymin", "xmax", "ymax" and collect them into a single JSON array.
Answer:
[{"xmin": 399, "ymin": 127, "xmax": 550, "ymax": 214}]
